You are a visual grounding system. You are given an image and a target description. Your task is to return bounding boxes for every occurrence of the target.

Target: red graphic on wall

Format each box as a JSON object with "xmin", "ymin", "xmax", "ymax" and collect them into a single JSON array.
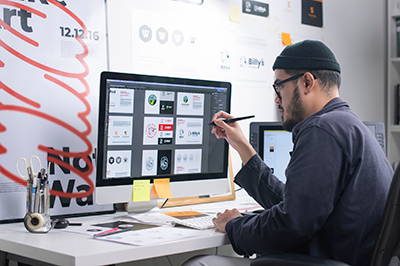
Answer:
[{"xmin": 0, "ymin": 0, "xmax": 96, "ymax": 198}]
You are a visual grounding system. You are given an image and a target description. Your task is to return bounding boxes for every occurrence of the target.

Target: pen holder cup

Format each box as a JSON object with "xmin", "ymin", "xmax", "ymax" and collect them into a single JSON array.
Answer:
[
  {"xmin": 24, "ymin": 175, "xmax": 52, "ymax": 233},
  {"xmin": 24, "ymin": 213, "xmax": 52, "ymax": 233}
]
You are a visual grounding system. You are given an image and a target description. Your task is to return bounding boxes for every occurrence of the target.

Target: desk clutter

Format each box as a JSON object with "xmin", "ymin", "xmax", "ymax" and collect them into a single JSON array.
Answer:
[
  {"xmin": 57, "ymin": 217, "xmax": 209, "ymax": 246},
  {"xmin": 52, "ymin": 197, "xmax": 260, "ymax": 246},
  {"xmin": 13, "ymin": 156, "xmax": 262, "ymax": 246}
]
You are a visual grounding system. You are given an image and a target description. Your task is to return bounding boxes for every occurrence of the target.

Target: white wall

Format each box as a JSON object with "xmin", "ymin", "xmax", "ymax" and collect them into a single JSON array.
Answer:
[{"xmin": 322, "ymin": 1, "xmax": 386, "ymax": 122}]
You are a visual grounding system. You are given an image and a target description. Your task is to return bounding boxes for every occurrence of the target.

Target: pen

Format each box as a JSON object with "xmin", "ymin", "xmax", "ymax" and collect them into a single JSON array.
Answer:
[
  {"xmin": 31, "ymin": 175, "xmax": 38, "ymax": 213},
  {"xmin": 93, "ymin": 227, "xmax": 118, "ymax": 237},
  {"xmin": 26, "ymin": 167, "xmax": 33, "ymax": 213},
  {"xmin": 93, "ymin": 228, "xmax": 131, "ymax": 238},
  {"xmin": 208, "ymin": 115, "xmax": 255, "ymax": 126},
  {"xmin": 160, "ymin": 198, "xmax": 169, "ymax": 208}
]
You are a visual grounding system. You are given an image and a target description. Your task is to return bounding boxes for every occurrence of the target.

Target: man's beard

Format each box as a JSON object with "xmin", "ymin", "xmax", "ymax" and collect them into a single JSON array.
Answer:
[{"xmin": 282, "ymin": 85, "xmax": 305, "ymax": 132}]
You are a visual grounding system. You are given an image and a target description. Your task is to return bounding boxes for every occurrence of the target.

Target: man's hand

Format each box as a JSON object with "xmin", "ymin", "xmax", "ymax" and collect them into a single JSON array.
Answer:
[
  {"xmin": 210, "ymin": 111, "xmax": 256, "ymax": 165},
  {"xmin": 212, "ymin": 208, "xmax": 242, "ymax": 233}
]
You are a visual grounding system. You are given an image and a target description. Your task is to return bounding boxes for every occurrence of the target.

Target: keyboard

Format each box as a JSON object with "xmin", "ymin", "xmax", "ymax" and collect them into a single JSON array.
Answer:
[{"xmin": 171, "ymin": 215, "xmax": 216, "ymax": 230}]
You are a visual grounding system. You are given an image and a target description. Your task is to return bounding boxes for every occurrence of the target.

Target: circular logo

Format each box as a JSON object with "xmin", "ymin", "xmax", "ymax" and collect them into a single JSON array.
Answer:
[
  {"xmin": 108, "ymin": 156, "xmax": 115, "ymax": 164},
  {"xmin": 183, "ymin": 154, "xmax": 188, "ymax": 162},
  {"xmin": 116, "ymin": 156, "xmax": 122, "ymax": 164},
  {"xmin": 221, "ymin": 49, "xmax": 230, "ymax": 64},
  {"xmin": 148, "ymin": 94, "xmax": 157, "ymax": 106},
  {"xmin": 146, "ymin": 157, "xmax": 154, "ymax": 171},
  {"xmin": 177, "ymin": 154, "xmax": 182, "ymax": 163},
  {"xmin": 183, "ymin": 96, "xmax": 188, "ymax": 103},
  {"xmin": 146, "ymin": 124, "xmax": 157, "ymax": 138},
  {"xmin": 160, "ymin": 156, "xmax": 169, "ymax": 171}
]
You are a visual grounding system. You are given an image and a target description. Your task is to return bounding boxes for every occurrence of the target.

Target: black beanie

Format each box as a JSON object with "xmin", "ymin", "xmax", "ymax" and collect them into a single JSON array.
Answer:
[{"xmin": 272, "ymin": 40, "xmax": 341, "ymax": 73}]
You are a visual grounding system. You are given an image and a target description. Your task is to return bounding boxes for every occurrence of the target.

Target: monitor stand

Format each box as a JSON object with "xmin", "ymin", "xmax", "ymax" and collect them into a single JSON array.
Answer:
[{"xmin": 126, "ymin": 200, "xmax": 158, "ymax": 213}]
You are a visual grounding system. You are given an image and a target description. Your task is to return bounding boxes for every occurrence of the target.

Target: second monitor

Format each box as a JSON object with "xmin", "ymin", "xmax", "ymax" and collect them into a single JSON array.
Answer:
[{"xmin": 249, "ymin": 122, "xmax": 292, "ymax": 183}]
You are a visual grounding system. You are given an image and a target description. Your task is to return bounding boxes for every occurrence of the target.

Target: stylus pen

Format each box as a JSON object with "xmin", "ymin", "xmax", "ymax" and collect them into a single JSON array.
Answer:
[
  {"xmin": 93, "ymin": 228, "xmax": 131, "ymax": 238},
  {"xmin": 208, "ymin": 115, "xmax": 255, "ymax": 126}
]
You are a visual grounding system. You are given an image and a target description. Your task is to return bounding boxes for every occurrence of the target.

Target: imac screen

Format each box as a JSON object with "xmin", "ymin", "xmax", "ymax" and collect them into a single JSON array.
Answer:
[{"xmin": 96, "ymin": 72, "xmax": 232, "ymax": 204}]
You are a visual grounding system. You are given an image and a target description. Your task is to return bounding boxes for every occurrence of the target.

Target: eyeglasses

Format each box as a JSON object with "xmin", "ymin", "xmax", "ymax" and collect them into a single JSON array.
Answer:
[{"xmin": 273, "ymin": 73, "xmax": 306, "ymax": 99}]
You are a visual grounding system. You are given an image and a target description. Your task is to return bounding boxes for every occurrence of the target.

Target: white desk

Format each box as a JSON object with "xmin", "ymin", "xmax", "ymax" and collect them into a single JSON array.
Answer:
[
  {"xmin": 0, "ymin": 191, "xmax": 260, "ymax": 266},
  {"xmin": 0, "ymin": 213, "xmax": 229, "ymax": 266}
]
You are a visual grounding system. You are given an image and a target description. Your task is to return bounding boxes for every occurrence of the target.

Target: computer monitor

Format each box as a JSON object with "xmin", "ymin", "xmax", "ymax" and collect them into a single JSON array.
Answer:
[
  {"xmin": 95, "ymin": 71, "xmax": 232, "ymax": 206},
  {"xmin": 249, "ymin": 121, "xmax": 387, "ymax": 184},
  {"xmin": 249, "ymin": 122, "xmax": 292, "ymax": 183}
]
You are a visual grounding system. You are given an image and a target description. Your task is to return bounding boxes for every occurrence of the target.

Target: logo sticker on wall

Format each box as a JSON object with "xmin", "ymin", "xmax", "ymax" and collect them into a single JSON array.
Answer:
[
  {"xmin": 156, "ymin": 27, "xmax": 168, "ymax": 45},
  {"xmin": 172, "ymin": 30, "xmax": 184, "ymax": 46},
  {"xmin": 301, "ymin": 0, "xmax": 323, "ymax": 27},
  {"xmin": 242, "ymin": 0, "xmax": 269, "ymax": 18},
  {"xmin": 139, "ymin": 24, "xmax": 152, "ymax": 42}
]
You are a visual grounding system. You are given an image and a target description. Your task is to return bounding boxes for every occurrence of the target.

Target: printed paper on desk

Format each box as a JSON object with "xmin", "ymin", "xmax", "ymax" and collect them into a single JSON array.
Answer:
[
  {"xmin": 125, "ymin": 212, "xmax": 178, "ymax": 225},
  {"xmin": 133, "ymin": 180, "xmax": 150, "ymax": 201},
  {"xmin": 58, "ymin": 225, "xmax": 111, "ymax": 236},
  {"xmin": 151, "ymin": 178, "xmax": 173, "ymax": 198},
  {"xmin": 97, "ymin": 226, "xmax": 208, "ymax": 246}
]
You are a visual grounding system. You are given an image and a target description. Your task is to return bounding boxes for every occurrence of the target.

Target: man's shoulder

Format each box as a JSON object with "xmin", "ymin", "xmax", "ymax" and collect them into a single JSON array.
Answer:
[
  {"xmin": 293, "ymin": 106, "xmax": 363, "ymax": 146},
  {"xmin": 303, "ymin": 108, "xmax": 359, "ymax": 132}
]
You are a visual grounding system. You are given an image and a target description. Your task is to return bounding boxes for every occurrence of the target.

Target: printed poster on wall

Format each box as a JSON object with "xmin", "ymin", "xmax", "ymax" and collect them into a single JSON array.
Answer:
[{"xmin": 0, "ymin": 0, "xmax": 113, "ymax": 222}]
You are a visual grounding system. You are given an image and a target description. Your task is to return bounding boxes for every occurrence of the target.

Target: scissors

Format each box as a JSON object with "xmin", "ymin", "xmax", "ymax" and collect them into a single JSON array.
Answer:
[{"xmin": 16, "ymin": 155, "xmax": 42, "ymax": 181}]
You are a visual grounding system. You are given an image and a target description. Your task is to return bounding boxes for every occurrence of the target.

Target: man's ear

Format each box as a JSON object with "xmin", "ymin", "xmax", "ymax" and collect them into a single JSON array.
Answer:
[{"xmin": 303, "ymin": 72, "xmax": 316, "ymax": 94}]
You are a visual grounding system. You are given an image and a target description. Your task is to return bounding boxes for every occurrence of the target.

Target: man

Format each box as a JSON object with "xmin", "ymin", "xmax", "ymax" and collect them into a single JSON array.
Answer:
[{"xmin": 182, "ymin": 40, "xmax": 393, "ymax": 266}]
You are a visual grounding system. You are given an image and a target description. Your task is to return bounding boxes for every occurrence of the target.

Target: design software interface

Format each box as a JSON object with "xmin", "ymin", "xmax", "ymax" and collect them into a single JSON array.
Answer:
[{"xmin": 97, "ymin": 73, "xmax": 231, "ymax": 187}]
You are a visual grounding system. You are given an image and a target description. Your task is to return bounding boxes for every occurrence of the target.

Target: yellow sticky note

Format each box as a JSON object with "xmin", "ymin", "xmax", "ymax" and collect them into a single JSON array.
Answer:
[
  {"xmin": 132, "ymin": 180, "xmax": 150, "ymax": 202},
  {"xmin": 230, "ymin": 6, "xmax": 241, "ymax": 23},
  {"xmin": 282, "ymin": 32, "xmax": 292, "ymax": 46},
  {"xmin": 153, "ymin": 178, "xmax": 173, "ymax": 198}
]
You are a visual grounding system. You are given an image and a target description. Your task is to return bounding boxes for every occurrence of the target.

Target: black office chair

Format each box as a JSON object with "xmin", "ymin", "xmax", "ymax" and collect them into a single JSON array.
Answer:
[{"xmin": 251, "ymin": 164, "xmax": 400, "ymax": 266}]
